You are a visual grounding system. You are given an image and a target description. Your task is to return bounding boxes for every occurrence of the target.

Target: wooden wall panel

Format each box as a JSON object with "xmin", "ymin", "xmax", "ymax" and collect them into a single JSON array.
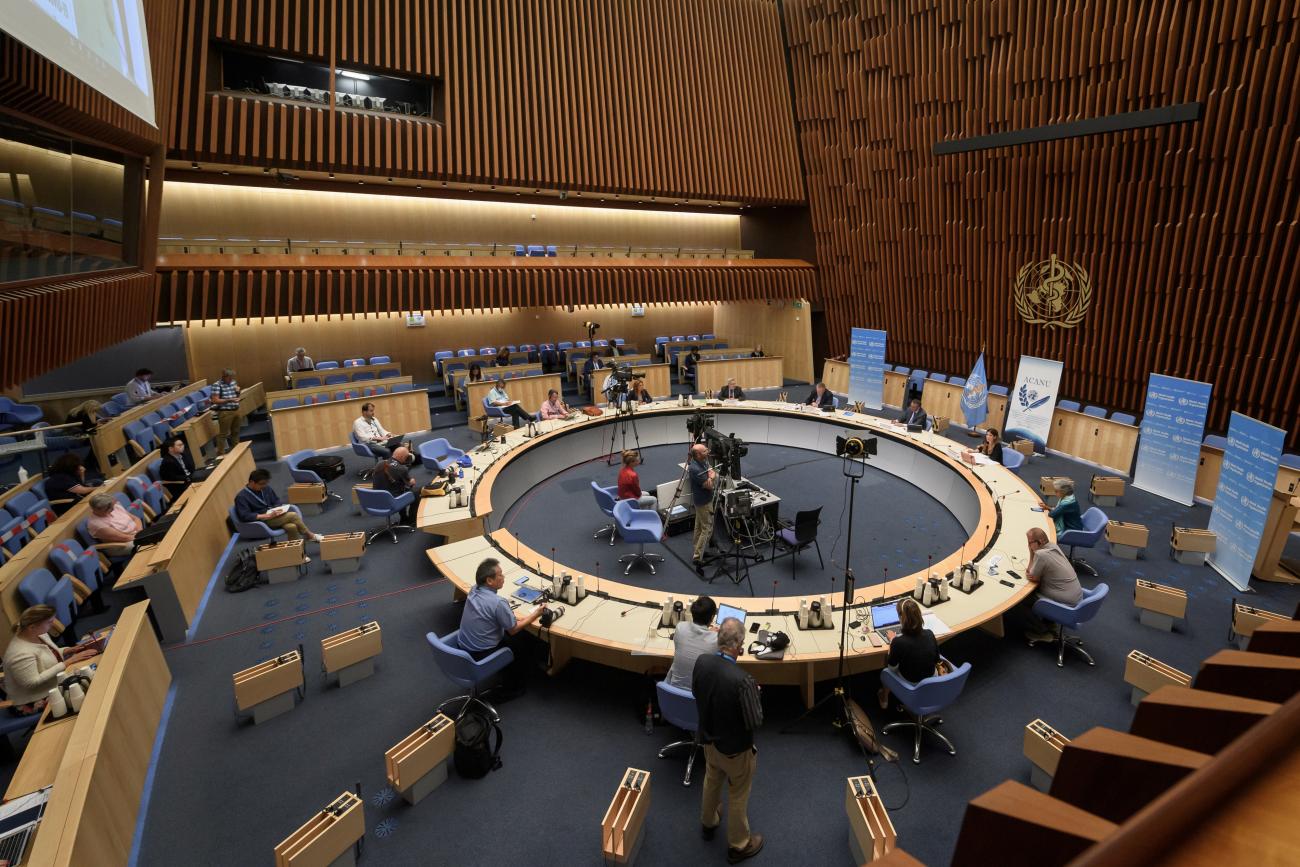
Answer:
[
  {"xmin": 782, "ymin": 1, "xmax": 1300, "ymax": 448},
  {"xmin": 169, "ymin": 0, "xmax": 803, "ymax": 204},
  {"xmin": 712, "ymin": 300, "xmax": 814, "ymax": 384}
]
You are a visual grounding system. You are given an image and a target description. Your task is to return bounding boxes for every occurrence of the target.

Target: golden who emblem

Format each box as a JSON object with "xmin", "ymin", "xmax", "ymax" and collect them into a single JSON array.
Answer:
[{"xmin": 1014, "ymin": 254, "xmax": 1092, "ymax": 329}]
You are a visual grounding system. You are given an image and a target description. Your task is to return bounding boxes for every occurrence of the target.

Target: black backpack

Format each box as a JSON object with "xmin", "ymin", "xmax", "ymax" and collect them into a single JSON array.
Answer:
[
  {"xmin": 454, "ymin": 709, "xmax": 503, "ymax": 778},
  {"xmin": 224, "ymin": 549, "xmax": 265, "ymax": 593}
]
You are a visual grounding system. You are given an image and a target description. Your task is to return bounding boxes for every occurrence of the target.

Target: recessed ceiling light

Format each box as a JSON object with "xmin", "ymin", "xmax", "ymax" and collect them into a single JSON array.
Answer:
[{"xmin": 337, "ymin": 69, "xmax": 371, "ymax": 81}]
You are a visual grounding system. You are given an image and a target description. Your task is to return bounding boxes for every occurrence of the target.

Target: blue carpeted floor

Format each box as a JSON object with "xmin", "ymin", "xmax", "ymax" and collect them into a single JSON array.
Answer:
[{"xmin": 3, "ymin": 379, "xmax": 1298, "ymax": 866}]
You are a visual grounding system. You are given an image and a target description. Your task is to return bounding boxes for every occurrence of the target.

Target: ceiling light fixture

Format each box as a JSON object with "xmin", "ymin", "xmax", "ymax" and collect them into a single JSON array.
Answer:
[{"xmin": 337, "ymin": 69, "xmax": 371, "ymax": 81}]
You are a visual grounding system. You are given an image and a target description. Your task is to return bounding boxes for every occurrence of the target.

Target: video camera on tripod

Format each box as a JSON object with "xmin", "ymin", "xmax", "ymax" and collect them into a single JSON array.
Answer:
[{"xmin": 602, "ymin": 362, "xmax": 645, "ymax": 403}]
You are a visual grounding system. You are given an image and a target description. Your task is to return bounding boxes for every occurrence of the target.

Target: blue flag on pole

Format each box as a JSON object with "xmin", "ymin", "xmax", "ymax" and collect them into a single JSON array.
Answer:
[{"xmin": 961, "ymin": 353, "xmax": 989, "ymax": 427}]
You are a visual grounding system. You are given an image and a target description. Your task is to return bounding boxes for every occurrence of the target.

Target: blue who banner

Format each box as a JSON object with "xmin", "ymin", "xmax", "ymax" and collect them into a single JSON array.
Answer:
[
  {"xmin": 848, "ymin": 328, "xmax": 886, "ymax": 409},
  {"xmin": 1207, "ymin": 412, "xmax": 1286, "ymax": 591},
  {"xmin": 1132, "ymin": 373, "xmax": 1213, "ymax": 506}
]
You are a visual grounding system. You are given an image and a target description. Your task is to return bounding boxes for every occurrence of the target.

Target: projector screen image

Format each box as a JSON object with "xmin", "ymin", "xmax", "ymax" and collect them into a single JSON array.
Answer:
[{"xmin": 2, "ymin": 0, "xmax": 155, "ymax": 126}]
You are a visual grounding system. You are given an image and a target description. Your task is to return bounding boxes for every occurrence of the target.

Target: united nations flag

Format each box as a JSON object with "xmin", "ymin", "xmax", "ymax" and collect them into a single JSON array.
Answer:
[{"xmin": 961, "ymin": 352, "xmax": 989, "ymax": 428}]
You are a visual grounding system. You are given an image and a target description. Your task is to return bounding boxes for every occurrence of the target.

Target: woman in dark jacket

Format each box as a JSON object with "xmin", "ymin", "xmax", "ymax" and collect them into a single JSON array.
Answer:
[{"xmin": 877, "ymin": 598, "xmax": 940, "ymax": 709}]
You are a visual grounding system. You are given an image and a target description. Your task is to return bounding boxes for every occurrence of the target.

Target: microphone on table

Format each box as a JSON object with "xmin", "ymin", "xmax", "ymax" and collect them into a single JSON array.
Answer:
[{"xmin": 769, "ymin": 580, "xmax": 779, "ymax": 615}]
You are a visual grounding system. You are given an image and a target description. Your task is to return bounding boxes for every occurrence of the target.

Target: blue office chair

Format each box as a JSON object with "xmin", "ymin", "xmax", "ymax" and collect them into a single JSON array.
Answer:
[
  {"xmin": 5, "ymin": 492, "xmax": 52, "ymax": 536},
  {"xmin": 19, "ymin": 568, "xmax": 78, "ymax": 631},
  {"xmin": 344, "ymin": 358, "xmax": 366, "ymax": 367},
  {"xmin": 1058, "ymin": 400, "xmax": 1081, "ymax": 412},
  {"xmin": 287, "ymin": 449, "xmax": 344, "ymax": 501},
  {"xmin": 591, "ymin": 482, "xmax": 619, "ymax": 546},
  {"xmin": 324, "ymin": 374, "xmax": 349, "ymax": 386},
  {"xmin": 379, "ymin": 368, "xmax": 400, "ymax": 380},
  {"xmin": 1000, "ymin": 448, "xmax": 1025, "ymax": 474},
  {"xmin": 1059, "ymin": 506, "xmax": 1108, "ymax": 576},
  {"xmin": 356, "ymin": 487, "xmax": 415, "ymax": 545},
  {"xmin": 295, "ymin": 376, "xmax": 322, "ymax": 389},
  {"xmin": 369, "ymin": 355, "xmax": 391, "ymax": 365},
  {"xmin": 1028, "ymin": 583, "xmax": 1110, "ymax": 667},
  {"xmin": 350, "ymin": 432, "xmax": 379, "ymax": 479},
  {"xmin": 457, "ymin": 348, "xmax": 476, "ymax": 357},
  {"xmin": 772, "ymin": 507, "xmax": 824, "ymax": 580},
  {"xmin": 227, "ymin": 505, "xmax": 297, "ymax": 541},
  {"xmin": 1110, "ymin": 412, "xmax": 1138, "ymax": 426},
  {"xmin": 479, "ymin": 346, "xmax": 496, "ymax": 356},
  {"xmin": 0, "ymin": 397, "xmax": 43, "ymax": 430},
  {"xmin": 989, "ymin": 384, "xmax": 1009, "ymax": 396},
  {"xmin": 147, "ymin": 459, "xmax": 163, "ymax": 481},
  {"xmin": 893, "ymin": 366, "xmax": 911, "ymax": 376},
  {"xmin": 928, "ymin": 373, "xmax": 948, "ymax": 384},
  {"xmin": 74, "ymin": 518, "xmax": 134, "ymax": 570},
  {"xmin": 418, "ymin": 438, "xmax": 466, "ymax": 475},
  {"xmin": 613, "ymin": 499, "xmax": 664, "ymax": 575},
  {"xmin": 947, "ymin": 376, "xmax": 966, "ymax": 388},
  {"xmin": 391, "ymin": 383, "xmax": 416, "ymax": 393},
  {"xmin": 656, "ymin": 680, "xmax": 703, "ymax": 785},
  {"xmin": 433, "ymin": 350, "xmax": 454, "ymax": 375},
  {"xmin": 50, "ymin": 539, "xmax": 107, "ymax": 613},
  {"xmin": 352, "ymin": 372, "xmax": 376, "ymax": 382},
  {"xmin": 126, "ymin": 476, "xmax": 168, "ymax": 517},
  {"xmin": 481, "ymin": 396, "xmax": 509, "ymax": 427},
  {"xmin": 1082, "ymin": 405, "xmax": 1106, "ymax": 418},
  {"xmin": 427, "ymin": 630, "xmax": 513, "ymax": 722},
  {"xmin": 0, "ymin": 515, "xmax": 27, "ymax": 562},
  {"xmin": 316, "ymin": 360, "xmax": 340, "ymax": 370},
  {"xmin": 881, "ymin": 658, "xmax": 972, "ymax": 764},
  {"xmin": 272, "ymin": 398, "xmax": 299, "ymax": 409}
]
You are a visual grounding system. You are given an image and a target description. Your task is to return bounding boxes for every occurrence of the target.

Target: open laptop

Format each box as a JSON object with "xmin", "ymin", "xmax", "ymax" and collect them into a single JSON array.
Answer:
[{"xmin": 716, "ymin": 603, "xmax": 747, "ymax": 626}]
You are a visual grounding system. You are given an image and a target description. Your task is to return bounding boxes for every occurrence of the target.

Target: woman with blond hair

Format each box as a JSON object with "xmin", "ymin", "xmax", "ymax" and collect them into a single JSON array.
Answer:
[
  {"xmin": 616, "ymin": 450, "xmax": 657, "ymax": 511},
  {"xmin": 2, "ymin": 606, "xmax": 98, "ymax": 713},
  {"xmin": 877, "ymin": 597, "xmax": 939, "ymax": 709}
]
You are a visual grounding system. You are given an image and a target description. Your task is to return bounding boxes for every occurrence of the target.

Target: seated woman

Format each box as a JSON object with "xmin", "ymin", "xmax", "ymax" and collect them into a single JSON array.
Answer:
[
  {"xmin": 617, "ymin": 450, "xmax": 657, "ymax": 511},
  {"xmin": 877, "ymin": 598, "xmax": 940, "ymax": 709},
  {"xmin": 467, "ymin": 362, "xmax": 484, "ymax": 383},
  {"xmin": 626, "ymin": 378, "xmax": 653, "ymax": 406},
  {"xmin": 486, "ymin": 376, "xmax": 533, "ymax": 428},
  {"xmin": 86, "ymin": 492, "xmax": 143, "ymax": 551},
  {"xmin": 963, "ymin": 427, "xmax": 1004, "ymax": 465},
  {"xmin": 2, "ymin": 605, "xmax": 99, "ymax": 714},
  {"xmin": 539, "ymin": 388, "xmax": 572, "ymax": 420},
  {"xmin": 1050, "ymin": 480, "xmax": 1083, "ymax": 532},
  {"xmin": 494, "ymin": 348, "xmax": 511, "ymax": 367},
  {"xmin": 44, "ymin": 453, "xmax": 99, "ymax": 515},
  {"xmin": 750, "ymin": 345, "xmax": 766, "ymax": 358}
]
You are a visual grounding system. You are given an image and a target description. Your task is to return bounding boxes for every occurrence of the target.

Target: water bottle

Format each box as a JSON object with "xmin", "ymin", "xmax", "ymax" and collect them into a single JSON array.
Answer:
[
  {"xmin": 643, "ymin": 701, "xmax": 654, "ymax": 735},
  {"xmin": 458, "ymin": 466, "xmax": 464, "ymax": 479},
  {"xmin": 17, "ymin": 466, "xmax": 28, "ymax": 483}
]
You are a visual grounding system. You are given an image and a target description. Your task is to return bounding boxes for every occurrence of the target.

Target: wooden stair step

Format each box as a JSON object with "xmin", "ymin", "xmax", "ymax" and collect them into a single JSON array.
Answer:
[
  {"xmin": 1194, "ymin": 650, "xmax": 1300, "ymax": 704},
  {"xmin": 951, "ymin": 780, "xmax": 1116, "ymax": 867},
  {"xmin": 1130, "ymin": 686, "xmax": 1279, "ymax": 755},
  {"xmin": 1050, "ymin": 727, "xmax": 1210, "ymax": 823}
]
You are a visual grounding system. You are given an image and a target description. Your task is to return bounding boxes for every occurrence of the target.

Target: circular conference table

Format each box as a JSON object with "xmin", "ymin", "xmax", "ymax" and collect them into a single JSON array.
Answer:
[{"xmin": 422, "ymin": 400, "xmax": 1055, "ymax": 706}]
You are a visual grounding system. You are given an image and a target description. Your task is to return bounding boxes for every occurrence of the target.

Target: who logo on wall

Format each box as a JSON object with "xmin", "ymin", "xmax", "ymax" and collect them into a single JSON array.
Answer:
[{"xmin": 1014, "ymin": 255, "xmax": 1093, "ymax": 329}]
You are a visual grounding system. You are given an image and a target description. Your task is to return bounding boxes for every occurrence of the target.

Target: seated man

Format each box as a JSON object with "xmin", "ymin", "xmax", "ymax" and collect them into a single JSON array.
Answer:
[
  {"xmin": 582, "ymin": 351, "xmax": 606, "ymax": 392},
  {"xmin": 1021, "ymin": 527, "xmax": 1084, "ymax": 642},
  {"xmin": 371, "ymin": 446, "xmax": 419, "ymax": 524},
  {"xmin": 682, "ymin": 346, "xmax": 702, "ymax": 382},
  {"xmin": 353, "ymin": 402, "xmax": 406, "ymax": 459},
  {"xmin": 86, "ymin": 492, "xmax": 143, "ymax": 550},
  {"xmin": 665, "ymin": 596, "xmax": 718, "ymax": 689},
  {"xmin": 126, "ymin": 368, "xmax": 162, "ymax": 405},
  {"xmin": 899, "ymin": 398, "xmax": 928, "ymax": 428},
  {"xmin": 486, "ymin": 376, "xmax": 534, "ymax": 428},
  {"xmin": 720, "ymin": 377, "xmax": 745, "ymax": 401},
  {"xmin": 803, "ymin": 382, "xmax": 834, "ymax": 409},
  {"xmin": 617, "ymin": 450, "xmax": 658, "ymax": 511},
  {"xmin": 44, "ymin": 453, "xmax": 99, "ymax": 515},
  {"xmin": 539, "ymin": 388, "xmax": 573, "ymax": 420},
  {"xmin": 158, "ymin": 435, "xmax": 200, "ymax": 497},
  {"xmin": 458, "ymin": 557, "xmax": 548, "ymax": 696},
  {"xmin": 286, "ymin": 347, "xmax": 315, "ymax": 373},
  {"xmin": 233, "ymin": 468, "xmax": 322, "ymax": 547}
]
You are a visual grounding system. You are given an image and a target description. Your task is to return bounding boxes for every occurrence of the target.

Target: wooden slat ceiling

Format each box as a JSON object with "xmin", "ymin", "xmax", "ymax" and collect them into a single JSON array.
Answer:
[
  {"xmin": 169, "ymin": 0, "xmax": 805, "ymax": 205},
  {"xmin": 782, "ymin": 0, "xmax": 1300, "ymax": 447}
]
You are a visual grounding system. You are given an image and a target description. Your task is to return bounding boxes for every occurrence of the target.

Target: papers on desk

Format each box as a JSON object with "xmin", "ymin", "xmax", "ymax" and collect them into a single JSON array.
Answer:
[{"xmin": 921, "ymin": 612, "xmax": 951, "ymax": 637}]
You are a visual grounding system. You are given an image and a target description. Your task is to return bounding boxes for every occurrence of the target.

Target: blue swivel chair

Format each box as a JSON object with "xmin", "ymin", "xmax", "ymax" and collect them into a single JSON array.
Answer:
[
  {"xmin": 74, "ymin": 518, "xmax": 133, "ymax": 570},
  {"xmin": 656, "ymin": 681, "xmax": 703, "ymax": 785},
  {"xmin": 379, "ymin": 368, "xmax": 400, "ymax": 379},
  {"xmin": 613, "ymin": 499, "xmax": 664, "ymax": 575},
  {"xmin": 287, "ymin": 449, "xmax": 344, "ymax": 501},
  {"xmin": 990, "ymin": 384, "xmax": 1009, "ymax": 397},
  {"xmin": 928, "ymin": 373, "xmax": 948, "ymax": 384},
  {"xmin": 772, "ymin": 507, "xmax": 824, "ymax": 580},
  {"xmin": 126, "ymin": 476, "xmax": 168, "ymax": 517},
  {"xmin": 433, "ymin": 350, "xmax": 454, "ymax": 375},
  {"xmin": 147, "ymin": 459, "xmax": 163, "ymax": 481},
  {"xmin": 881, "ymin": 658, "xmax": 972, "ymax": 763},
  {"xmin": 227, "ymin": 505, "xmax": 300, "ymax": 541},
  {"xmin": 356, "ymin": 487, "xmax": 415, "ymax": 544},
  {"xmin": 19, "ymin": 568, "xmax": 78, "ymax": 630},
  {"xmin": 350, "ymin": 432, "xmax": 379, "ymax": 479},
  {"xmin": 272, "ymin": 398, "xmax": 298, "ymax": 410},
  {"xmin": 1000, "ymin": 448, "xmax": 1025, "ymax": 475},
  {"xmin": 426, "ymin": 630, "xmax": 513, "ymax": 722},
  {"xmin": 352, "ymin": 372, "xmax": 376, "ymax": 382},
  {"xmin": 418, "ymin": 438, "xmax": 466, "ymax": 475},
  {"xmin": 391, "ymin": 383, "xmax": 416, "ymax": 393},
  {"xmin": 1028, "ymin": 583, "xmax": 1110, "ymax": 667},
  {"xmin": 481, "ymin": 396, "xmax": 509, "ymax": 428},
  {"xmin": 1281, "ymin": 453, "xmax": 1300, "ymax": 470},
  {"xmin": 457, "ymin": 348, "xmax": 476, "ymax": 357},
  {"xmin": 591, "ymin": 482, "xmax": 618, "ymax": 546},
  {"xmin": 1059, "ymin": 506, "xmax": 1108, "ymax": 576},
  {"xmin": 478, "ymin": 346, "xmax": 496, "ymax": 356}
]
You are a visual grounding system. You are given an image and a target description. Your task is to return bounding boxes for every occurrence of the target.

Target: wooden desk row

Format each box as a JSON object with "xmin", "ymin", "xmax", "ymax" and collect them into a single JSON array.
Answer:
[
  {"xmin": 266, "ymin": 376, "xmax": 412, "ymax": 407},
  {"xmin": 569, "ymin": 353, "xmax": 654, "ymax": 382},
  {"xmin": 452, "ymin": 364, "xmax": 544, "ymax": 408},
  {"xmin": 269, "ymin": 388, "xmax": 432, "ymax": 459},
  {"xmin": 674, "ymin": 346, "xmax": 753, "ymax": 381},
  {"xmin": 588, "ymin": 364, "xmax": 672, "ymax": 405},
  {"xmin": 114, "ymin": 443, "xmax": 256, "ymax": 643},
  {"xmin": 695, "ymin": 356, "xmax": 784, "ymax": 393},
  {"xmin": 90, "ymin": 380, "xmax": 210, "ymax": 473},
  {"xmin": 286, "ymin": 361, "xmax": 400, "ymax": 388},
  {"xmin": 465, "ymin": 374, "xmax": 563, "ymax": 428}
]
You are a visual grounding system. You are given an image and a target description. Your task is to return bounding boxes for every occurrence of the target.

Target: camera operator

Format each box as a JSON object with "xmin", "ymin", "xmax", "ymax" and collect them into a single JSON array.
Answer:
[{"xmin": 689, "ymin": 443, "xmax": 718, "ymax": 573}]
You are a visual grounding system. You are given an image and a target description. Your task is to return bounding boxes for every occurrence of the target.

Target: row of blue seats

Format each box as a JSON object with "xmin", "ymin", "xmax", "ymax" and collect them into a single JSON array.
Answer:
[
  {"xmin": 305, "ymin": 355, "xmax": 391, "ymax": 370},
  {"xmin": 293, "ymin": 369, "xmax": 402, "ymax": 388},
  {"xmin": 120, "ymin": 388, "xmax": 214, "ymax": 458},
  {"xmin": 514, "ymin": 245, "xmax": 559, "ymax": 257},
  {"xmin": 893, "ymin": 366, "xmax": 1141, "ymax": 426},
  {"xmin": 655, "ymin": 334, "xmax": 717, "ymax": 345},
  {"xmin": 273, "ymin": 383, "xmax": 420, "ymax": 409}
]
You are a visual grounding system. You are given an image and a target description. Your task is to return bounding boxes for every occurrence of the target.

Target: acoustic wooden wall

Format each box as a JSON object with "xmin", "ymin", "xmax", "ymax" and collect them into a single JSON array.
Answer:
[
  {"xmin": 782, "ymin": 1, "xmax": 1300, "ymax": 447},
  {"xmin": 712, "ymin": 300, "xmax": 814, "ymax": 384},
  {"xmin": 0, "ymin": 0, "xmax": 181, "ymax": 388},
  {"xmin": 170, "ymin": 0, "xmax": 803, "ymax": 204},
  {"xmin": 183, "ymin": 304, "xmax": 719, "ymax": 389}
]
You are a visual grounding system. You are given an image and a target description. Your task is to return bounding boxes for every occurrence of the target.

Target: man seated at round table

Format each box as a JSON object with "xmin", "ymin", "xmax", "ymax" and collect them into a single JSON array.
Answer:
[
  {"xmin": 665, "ymin": 595, "xmax": 718, "ymax": 689},
  {"xmin": 720, "ymin": 378, "xmax": 745, "ymax": 401},
  {"xmin": 617, "ymin": 450, "xmax": 658, "ymax": 511},
  {"xmin": 353, "ymin": 402, "xmax": 406, "ymax": 459},
  {"xmin": 486, "ymin": 376, "xmax": 534, "ymax": 428},
  {"xmin": 1021, "ymin": 527, "xmax": 1084, "ymax": 642},
  {"xmin": 371, "ymin": 446, "xmax": 419, "ymax": 524},
  {"xmin": 899, "ymin": 398, "xmax": 928, "ymax": 428},
  {"xmin": 539, "ymin": 388, "xmax": 574, "ymax": 420},
  {"xmin": 803, "ymin": 381, "xmax": 834, "ymax": 409},
  {"xmin": 458, "ymin": 557, "xmax": 548, "ymax": 698}
]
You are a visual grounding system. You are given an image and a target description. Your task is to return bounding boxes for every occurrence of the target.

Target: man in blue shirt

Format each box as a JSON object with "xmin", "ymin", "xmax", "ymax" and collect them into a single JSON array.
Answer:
[
  {"xmin": 486, "ymin": 376, "xmax": 534, "ymax": 428},
  {"xmin": 233, "ymin": 468, "xmax": 321, "ymax": 550},
  {"xmin": 458, "ymin": 557, "xmax": 546, "ymax": 694},
  {"xmin": 689, "ymin": 443, "xmax": 717, "ymax": 573}
]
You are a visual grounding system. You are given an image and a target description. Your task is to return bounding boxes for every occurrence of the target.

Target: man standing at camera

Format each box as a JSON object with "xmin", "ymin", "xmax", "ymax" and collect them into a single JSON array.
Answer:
[
  {"xmin": 693, "ymin": 618, "xmax": 764, "ymax": 863},
  {"xmin": 689, "ymin": 443, "xmax": 717, "ymax": 574}
]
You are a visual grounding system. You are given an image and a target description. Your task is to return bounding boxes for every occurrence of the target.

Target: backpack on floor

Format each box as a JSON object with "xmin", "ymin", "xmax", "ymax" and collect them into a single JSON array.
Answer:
[
  {"xmin": 298, "ymin": 455, "xmax": 346, "ymax": 482},
  {"xmin": 454, "ymin": 709, "xmax": 503, "ymax": 778},
  {"xmin": 223, "ymin": 548, "xmax": 264, "ymax": 593}
]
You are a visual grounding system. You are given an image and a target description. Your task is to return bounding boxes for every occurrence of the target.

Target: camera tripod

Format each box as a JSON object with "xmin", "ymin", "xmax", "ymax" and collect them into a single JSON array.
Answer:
[{"xmin": 604, "ymin": 394, "xmax": 643, "ymax": 465}]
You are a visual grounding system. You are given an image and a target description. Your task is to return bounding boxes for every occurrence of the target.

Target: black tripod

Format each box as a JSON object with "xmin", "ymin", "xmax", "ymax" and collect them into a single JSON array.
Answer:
[
  {"xmin": 780, "ymin": 452, "xmax": 871, "ymax": 751},
  {"xmin": 604, "ymin": 395, "xmax": 643, "ymax": 465}
]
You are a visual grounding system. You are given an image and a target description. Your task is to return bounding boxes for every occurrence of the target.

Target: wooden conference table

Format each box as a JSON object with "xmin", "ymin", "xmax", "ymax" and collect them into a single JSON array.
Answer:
[{"xmin": 425, "ymin": 400, "xmax": 1054, "ymax": 706}]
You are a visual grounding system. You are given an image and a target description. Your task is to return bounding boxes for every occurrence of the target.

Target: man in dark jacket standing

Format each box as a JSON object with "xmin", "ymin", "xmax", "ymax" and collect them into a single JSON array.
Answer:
[{"xmin": 693, "ymin": 618, "xmax": 765, "ymax": 863}]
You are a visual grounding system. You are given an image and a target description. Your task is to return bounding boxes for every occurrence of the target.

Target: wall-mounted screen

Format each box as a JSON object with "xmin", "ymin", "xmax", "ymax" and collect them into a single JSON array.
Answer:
[{"xmin": 1, "ymin": 0, "xmax": 155, "ymax": 126}]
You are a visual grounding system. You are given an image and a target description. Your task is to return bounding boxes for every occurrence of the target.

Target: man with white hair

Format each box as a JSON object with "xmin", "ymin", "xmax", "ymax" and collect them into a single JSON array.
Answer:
[
  {"xmin": 286, "ymin": 347, "xmax": 315, "ymax": 373},
  {"xmin": 692, "ymin": 617, "xmax": 764, "ymax": 862}
]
